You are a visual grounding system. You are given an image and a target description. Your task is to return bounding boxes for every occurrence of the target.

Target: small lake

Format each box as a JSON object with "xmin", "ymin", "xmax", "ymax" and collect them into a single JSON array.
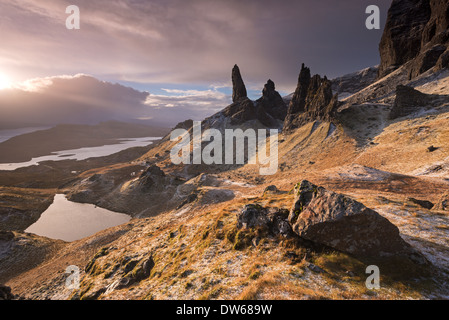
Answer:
[
  {"xmin": 0, "ymin": 136, "xmax": 160, "ymax": 171},
  {"xmin": 25, "ymin": 194, "xmax": 131, "ymax": 242}
]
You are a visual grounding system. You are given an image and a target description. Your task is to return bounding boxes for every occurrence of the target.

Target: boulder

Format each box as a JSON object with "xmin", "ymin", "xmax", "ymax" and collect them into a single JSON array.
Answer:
[
  {"xmin": 237, "ymin": 204, "xmax": 293, "ymax": 238},
  {"xmin": 263, "ymin": 185, "xmax": 279, "ymax": 195},
  {"xmin": 389, "ymin": 85, "xmax": 432, "ymax": 119},
  {"xmin": 288, "ymin": 180, "xmax": 425, "ymax": 261},
  {"xmin": 237, "ymin": 204, "xmax": 271, "ymax": 230}
]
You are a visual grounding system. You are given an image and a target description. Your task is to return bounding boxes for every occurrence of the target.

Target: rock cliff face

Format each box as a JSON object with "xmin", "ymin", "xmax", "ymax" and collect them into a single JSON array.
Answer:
[
  {"xmin": 283, "ymin": 64, "xmax": 339, "ymax": 131},
  {"xmin": 378, "ymin": 0, "xmax": 449, "ymax": 79}
]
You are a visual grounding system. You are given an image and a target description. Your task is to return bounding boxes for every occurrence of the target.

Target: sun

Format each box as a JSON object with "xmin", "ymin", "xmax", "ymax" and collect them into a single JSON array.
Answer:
[{"xmin": 0, "ymin": 73, "xmax": 11, "ymax": 90}]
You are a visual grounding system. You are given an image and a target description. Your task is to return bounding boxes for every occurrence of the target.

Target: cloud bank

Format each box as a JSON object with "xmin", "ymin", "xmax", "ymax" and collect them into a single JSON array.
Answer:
[{"xmin": 0, "ymin": 75, "xmax": 231, "ymax": 128}]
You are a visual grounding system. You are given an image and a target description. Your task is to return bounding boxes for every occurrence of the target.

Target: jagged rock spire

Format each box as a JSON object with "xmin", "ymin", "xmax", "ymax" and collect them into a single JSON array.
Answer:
[
  {"xmin": 232, "ymin": 64, "xmax": 247, "ymax": 103},
  {"xmin": 262, "ymin": 79, "xmax": 276, "ymax": 97},
  {"xmin": 283, "ymin": 63, "xmax": 340, "ymax": 132},
  {"xmin": 288, "ymin": 63, "xmax": 311, "ymax": 114}
]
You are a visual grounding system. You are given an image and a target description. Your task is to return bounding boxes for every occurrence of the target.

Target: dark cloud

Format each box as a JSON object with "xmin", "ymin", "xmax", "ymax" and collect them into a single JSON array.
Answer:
[{"xmin": 1, "ymin": 0, "xmax": 392, "ymax": 90}]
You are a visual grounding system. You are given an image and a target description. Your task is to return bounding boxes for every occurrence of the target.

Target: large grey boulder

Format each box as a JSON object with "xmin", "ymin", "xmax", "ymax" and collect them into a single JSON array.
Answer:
[{"xmin": 288, "ymin": 180, "xmax": 426, "ymax": 262}]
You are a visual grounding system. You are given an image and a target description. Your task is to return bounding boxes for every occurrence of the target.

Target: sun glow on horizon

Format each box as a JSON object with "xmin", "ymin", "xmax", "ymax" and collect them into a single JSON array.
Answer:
[{"xmin": 0, "ymin": 73, "xmax": 12, "ymax": 90}]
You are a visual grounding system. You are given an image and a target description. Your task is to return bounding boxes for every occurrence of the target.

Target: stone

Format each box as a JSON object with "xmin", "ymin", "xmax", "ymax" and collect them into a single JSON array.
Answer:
[
  {"xmin": 237, "ymin": 204, "xmax": 270, "ymax": 230},
  {"xmin": 263, "ymin": 185, "xmax": 279, "ymax": 195},
  {"xmin": 288, "ymin": 180, "xmax": 426, "ymax": 261},
  {"xmin": 267, "ymin": 208, "xmax": 294, "ymax": 238}
]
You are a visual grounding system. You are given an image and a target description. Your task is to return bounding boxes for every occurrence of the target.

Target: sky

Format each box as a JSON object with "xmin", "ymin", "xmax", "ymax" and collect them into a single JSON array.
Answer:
[{"xmin": 0, "ymin": 0, "xmax": 392, "ymax": 127}]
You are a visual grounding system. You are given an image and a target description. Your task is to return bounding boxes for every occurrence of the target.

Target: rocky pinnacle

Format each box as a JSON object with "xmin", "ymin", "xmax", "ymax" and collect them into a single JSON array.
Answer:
[{"xmin": 232, "ymin": 64, "xmax": 248, "ymax": 103}]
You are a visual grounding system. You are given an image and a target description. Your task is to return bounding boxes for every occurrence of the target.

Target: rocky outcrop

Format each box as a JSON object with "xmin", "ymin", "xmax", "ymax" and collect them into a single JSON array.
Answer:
[
  {"xmin": 237, "ymin": 204, "xmax": 293, "ymax": 238},
  {"xmin": 288, "ymin": 180, "xmax": 426, "ymax": 262},
  {"xmin": 287, "ymin": 63, "xmax": 311, "ymax": 115},
  {"xmin": 137, "ymin": 165, "xmax": 167, "ymax": 191},
  {"xmin": 232, "ymin": 65, "xmax": 248, "ymax": 103},
  {"xmin": 283, "ymin": 64, "xmax": 339, "ymax": 131},
  {"xmin": 222, "ymin": 65, "xmax": 284, "ymax": 127},
  {"xmin": 378, "ymin": 0, "xmax": 449, "ymax": 78},
  {"xmin": 389, "ymin": 85, "xmax": 432, "ymax": 119},
  {"xmin": 222, "ymin": 97, "xmax": 258, "ymax": 125},
  {"xmin": 256, "ymin": 79, "xmax": 288, "ymax": 121}
]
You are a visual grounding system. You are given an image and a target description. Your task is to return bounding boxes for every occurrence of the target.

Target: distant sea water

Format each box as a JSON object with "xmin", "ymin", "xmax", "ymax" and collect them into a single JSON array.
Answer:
[{"xmin": 0, "ymin": 136, "xmax": 161, "ymax": 171}]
